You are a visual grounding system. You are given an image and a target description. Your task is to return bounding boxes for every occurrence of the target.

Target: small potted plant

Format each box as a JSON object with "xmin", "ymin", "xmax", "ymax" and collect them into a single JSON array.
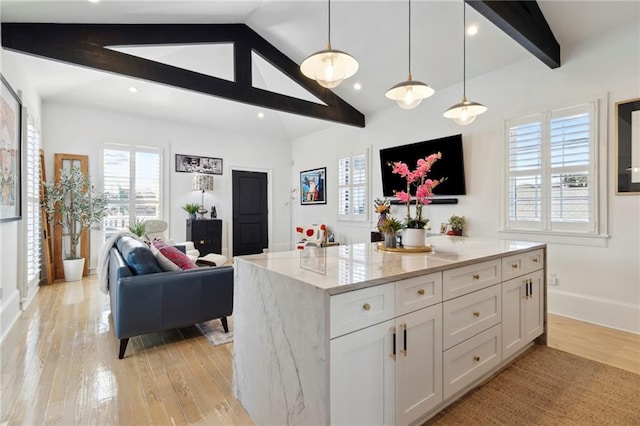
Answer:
[
  {"xmin": 448, "ymin": 215, "xmax": 465, "ymax": 236},
  {"xmin": 182, "ymin": 203, "xmax": 200, "ymax": 220},
  {"xmin": 42, "ymin": 166, "xmax": 108, "ymax": 281},
  {"xmin": 127, "ymin": 218, "xmax": 146, "ymax": 237},
  {"xmin": 378, "ymin": 216, "xmax": 404, "ymax": 248}
]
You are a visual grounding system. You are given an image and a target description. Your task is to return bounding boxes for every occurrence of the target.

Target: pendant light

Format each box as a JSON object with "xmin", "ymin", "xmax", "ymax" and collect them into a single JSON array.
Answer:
[
  {"xmin": 443, "ymin": 1, "xmax": 487, "ymax": 125},
  {"xmin": 300, "ymin": 0, "xmax": 359, "ymax": 89},
  {"xmin": 385, "ymin": 0, "xmax": 434, "ymax": 109}
]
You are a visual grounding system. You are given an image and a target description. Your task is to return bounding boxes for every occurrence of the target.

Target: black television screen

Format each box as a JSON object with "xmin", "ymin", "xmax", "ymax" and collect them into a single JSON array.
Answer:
[{"xmin": 379, "ymin": 134, "xmax": 466, "ymax": 197}]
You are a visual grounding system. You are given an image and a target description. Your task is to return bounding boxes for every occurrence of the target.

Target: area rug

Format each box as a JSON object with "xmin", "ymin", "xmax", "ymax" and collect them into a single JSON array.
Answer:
[
  {"xmin": 195, "ymin": 316, "xmax": 234, "ymax": 347},
  {"xmin": 426, "ymin": 345, "xmax": 640, "ymax": 425}
]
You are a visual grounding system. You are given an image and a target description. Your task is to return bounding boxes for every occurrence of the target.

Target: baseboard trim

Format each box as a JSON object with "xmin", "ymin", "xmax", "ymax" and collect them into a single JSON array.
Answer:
[
  {"xmin": 548, "ymin": 289, "xmax": 640, "ymax": 334},
  {"xmin": 0, "ymin": 289, "xmax": 21, "ymax": 344}
]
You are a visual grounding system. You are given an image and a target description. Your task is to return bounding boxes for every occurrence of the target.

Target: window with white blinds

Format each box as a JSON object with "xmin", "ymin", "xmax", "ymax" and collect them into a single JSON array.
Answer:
[
  {"xmin": 26, "ymin": 121, "xmax": 41, "ymax": 285},
  {"xmin": 504, "ymin": 102, "xmax": 598, "ymax": 234},
  {"xmin": 338, "ymin": 149, "xmax": 368, "ymax": 221},
  {"xmin": 102, "ymin": 144, "xmax": 162, "ymax": 240}
]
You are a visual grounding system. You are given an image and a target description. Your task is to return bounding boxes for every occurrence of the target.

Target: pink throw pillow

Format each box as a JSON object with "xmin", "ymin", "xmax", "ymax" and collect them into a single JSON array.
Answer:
[{"xmin": 151, "ymin": 240, "xmax": 197, "ymax": 271}]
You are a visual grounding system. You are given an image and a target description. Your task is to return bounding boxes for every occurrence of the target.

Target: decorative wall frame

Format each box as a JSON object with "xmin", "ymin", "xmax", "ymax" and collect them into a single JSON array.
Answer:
[
  {"xmin": 175, "ymin": 153, "xmax": 223, "ymax": 175},
  {"xmin": 616, "ymin": 98, "xmax": 640, "ymax": 194},
  {"xmin": 300, "ymin": 167, "xmax": 326, "ymax": 205},
  {"xmin": 0, "ymin": 74, "xmax": 22, "ymax": 222}
]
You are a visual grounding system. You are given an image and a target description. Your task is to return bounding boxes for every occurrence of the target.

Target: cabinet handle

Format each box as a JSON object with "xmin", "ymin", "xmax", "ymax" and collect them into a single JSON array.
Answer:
[
  {"xmin": 474, "ymin": 356, "xmax": 480, "ymax": 362},
  {"xmin": 512, "ymin": 263, "xmax": 518, "ymax": 269},
  {"xmin": 401, "ymin": 323, "xmax": 408, "ymax": 356},
  {"xmin": 391, "ymin": 326, "xmax": 396, "ymax": 360},
  {"xmin": 524, "ymin": 280, "xmax": 529, "ymax": 298},
  {"xmin": 533, "ymin": 258, "xmax": 539, "ymax": 263},
  {"xmin": 363, "ymin": 303, "xmax": 371, "ymax": 311},
  {"xmin": 529, "ymin": 279, "xmax": 533, "ymax": 298},
  {"xmin": 417, "ymin": 289, "xmax": 425, "ymax": 296},
  {"xmin": 473, "ymin": 274, "xmax": 480, "ymax": 280},
  {"xmin": 473, "ymin": 311, "xmax": 480, "ymax": 317}
]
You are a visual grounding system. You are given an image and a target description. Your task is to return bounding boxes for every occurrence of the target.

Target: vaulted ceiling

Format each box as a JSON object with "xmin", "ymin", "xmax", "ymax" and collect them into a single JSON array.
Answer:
[{"xmin": 1, "ymin": 1, "xmax": 638, "ymax": 140}]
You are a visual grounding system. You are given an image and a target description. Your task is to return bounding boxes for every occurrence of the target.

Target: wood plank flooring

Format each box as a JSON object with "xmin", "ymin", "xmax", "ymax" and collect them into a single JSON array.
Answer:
[{"xmin": 2, "ymin": 277, "xmax": 639, "ymax": 424}]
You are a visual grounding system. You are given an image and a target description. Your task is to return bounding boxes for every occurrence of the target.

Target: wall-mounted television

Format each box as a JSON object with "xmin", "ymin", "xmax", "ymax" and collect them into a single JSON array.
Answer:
[{"xmin": 379, "ymin": 134, "xmax": 466, "ymax": 197}]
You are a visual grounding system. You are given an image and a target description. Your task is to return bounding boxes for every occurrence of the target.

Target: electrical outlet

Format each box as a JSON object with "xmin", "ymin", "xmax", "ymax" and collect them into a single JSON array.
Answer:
[{"xmin": 548, "ymin": 273, "xmax": 557, "ymax": 286}]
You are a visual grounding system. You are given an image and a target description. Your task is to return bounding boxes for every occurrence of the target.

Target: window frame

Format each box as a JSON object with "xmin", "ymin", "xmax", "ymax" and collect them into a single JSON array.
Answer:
[
  {"xmin": 337, "ymin": 148, "xmax": 370, "ymax": 223},
  {"xmin": 499, "ymin": 94, "xmax": 609, "ymax": 247}
]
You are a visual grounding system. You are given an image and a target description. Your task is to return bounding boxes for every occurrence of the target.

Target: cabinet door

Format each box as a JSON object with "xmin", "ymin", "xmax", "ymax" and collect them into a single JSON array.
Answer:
[
  {"xmin": 524, "ymin": 270, "xmax": 544, "ymax": 342},
  {"xmin": 396, "ymin": 304, "xmax": 442, "ymax": 426},
  {"xmin": 501, "ymin": 277, "xmax": 525, "ymax": 360},
  {"xmin": 330, "ymin": 320, "xmax": 395, "ymax": 426}
]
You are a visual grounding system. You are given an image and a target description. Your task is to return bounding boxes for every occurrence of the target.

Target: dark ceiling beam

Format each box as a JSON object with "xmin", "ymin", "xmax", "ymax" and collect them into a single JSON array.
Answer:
[
  {"xmin": 466, "ymin": 0, "xmax": 560, "ymax": 69},
  {"xmin": 1, "ymin": 23, "xmax": 365, "ymax": 128}
]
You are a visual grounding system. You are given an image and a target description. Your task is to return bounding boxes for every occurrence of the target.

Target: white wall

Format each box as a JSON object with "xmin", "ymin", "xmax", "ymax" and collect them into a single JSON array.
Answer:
[
  {"xmin": 43, "ymin": 102, "xmax": 293, "ymax": 268},
  {"xmin": 0, "ymin": 50, "xmax": 43, "ymax": 342},
  {"xmin": 292, "ymin": 22, "xmax": 640, "ymax": 333}
]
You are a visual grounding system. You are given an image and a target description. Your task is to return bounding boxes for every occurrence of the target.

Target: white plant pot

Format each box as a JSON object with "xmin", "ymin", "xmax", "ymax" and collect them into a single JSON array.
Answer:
[
  {"xmin": 63, "ymin": 258, "xmax": 85, "ymax": 282},
  {"xmin": 403, "ymin": 228, "xmax": 426, "ymax": 248}
]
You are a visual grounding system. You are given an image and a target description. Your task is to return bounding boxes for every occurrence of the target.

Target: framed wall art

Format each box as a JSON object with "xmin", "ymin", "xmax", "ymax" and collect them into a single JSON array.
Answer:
[
  {"xmin": 175, "ymin": 153, "xmax": 223, "ymax": 175},
  {"xmin": 300, "ymin": 167, "xmax": 326, "ymax": 205},
  {"xmin": 0, "ymin": 74, "xmax": 22, "ymax": 222},
  {"xmin": 616, "ymin": 98, "xmax": 640, "ymax": 194}
]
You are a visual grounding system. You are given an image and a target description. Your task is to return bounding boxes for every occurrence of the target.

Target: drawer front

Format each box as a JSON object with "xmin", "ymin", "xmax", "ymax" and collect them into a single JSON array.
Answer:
[
  {"xmin": 502, "ymin": 249, "xmax": 544, "ymax": 280},
  {"xmin": 443, "ymin": 285, "xmax": 501, "ymax": 350},
  {"xmin": 442, "ymin": 260, "xmax": 501, "ymax": 301},
  {"xmin": 395, "ymin": 272, "xmax": 442, "ymax": 316},
  {"xmin": 443, "ymin": 324, "xmax": 502, "ymax": 399},
  {"xmin": 330, "ymin": 283, "xmax": 395, "ymax": 339}
]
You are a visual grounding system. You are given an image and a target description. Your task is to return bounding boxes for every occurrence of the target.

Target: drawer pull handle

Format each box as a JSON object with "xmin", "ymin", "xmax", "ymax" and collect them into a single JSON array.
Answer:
[
  {"xmin": 363, "ymin": 303, "xmax": 371, "ymax": 311},
  {"xmin": 391, "ymin": 326, "xmax": 396, "ymax": 360},
  {"xmin": 533, "ymin": 258, "xmax": 539, "ymax": 263},
  {"xmin": 417, "ymin": 289, "xmax": 425, "ymax": 296},
  {"xmin": 200, "ymin": 240, "xmax": 205, "ymax": 244},
  {"xmin": 512, "ymin": 263, "xmax": 518, "ymax": 269},
  {"xmin": 473, "ymin": 311, "xmax": 480, "ymax": 317},
  {"xmin": 473, "ymin": 274, "xmax": 480, "ymax": 280},
  {"xmin": 474, "ymin": 356, "xmax": 480, "ymax": 362}
]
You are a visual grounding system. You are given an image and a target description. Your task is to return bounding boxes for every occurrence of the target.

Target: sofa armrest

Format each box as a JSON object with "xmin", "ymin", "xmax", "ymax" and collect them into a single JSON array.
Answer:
[{"xmin": 112, "ymin": 266, "xmax": 234, "ymax": 339}]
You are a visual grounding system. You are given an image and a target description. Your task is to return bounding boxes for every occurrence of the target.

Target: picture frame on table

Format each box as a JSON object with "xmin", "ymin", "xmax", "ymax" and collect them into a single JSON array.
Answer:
[
  {"xmin": 300, "ymin": 167, "xmax": 326, "ymax": 205},
  {"xmin": 440, "ymin": 222, "xmax": 448, "ymax": 234},
  {"xmin": 175, "ymin": 153, "xmax": 223, "ymax": 175},
  {"xmin": 616, "ymin": 98, "xmax": 640, "ymax": 194},
  {"xmin": 0, "ymin": 74, "xmax": 22, "ymax": 222}
]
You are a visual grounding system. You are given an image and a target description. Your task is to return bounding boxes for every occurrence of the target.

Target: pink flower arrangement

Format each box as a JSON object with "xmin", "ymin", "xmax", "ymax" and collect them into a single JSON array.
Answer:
[{"xmin": 391, "ymin": 152, "xmax": 445, "ymax": 228}]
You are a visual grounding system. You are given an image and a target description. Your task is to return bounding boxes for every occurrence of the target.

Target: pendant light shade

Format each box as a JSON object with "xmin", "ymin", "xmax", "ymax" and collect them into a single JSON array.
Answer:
[
  {"xmin": 444, "ymin": 1, "xmax": 486, "ymax": 125},
  {"xmin": 386, "ymin": 0, "xmax": 433, "ymax": 110},
  {"xmin": 300, "ymin": 0, "xmax": 358, "ymax": 88}
]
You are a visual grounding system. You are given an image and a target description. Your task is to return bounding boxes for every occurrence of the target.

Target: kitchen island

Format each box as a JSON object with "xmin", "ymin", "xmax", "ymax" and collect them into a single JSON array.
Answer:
[{"xmin": 233, "ymin": 236, "xmax": 546, "ymax": 425}]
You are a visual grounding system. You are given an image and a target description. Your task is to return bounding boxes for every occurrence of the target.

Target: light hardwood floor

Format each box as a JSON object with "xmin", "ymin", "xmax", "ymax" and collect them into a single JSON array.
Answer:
[{"xmin": 2, "ymin": 277, "xmax": 639, "ymax": 424}]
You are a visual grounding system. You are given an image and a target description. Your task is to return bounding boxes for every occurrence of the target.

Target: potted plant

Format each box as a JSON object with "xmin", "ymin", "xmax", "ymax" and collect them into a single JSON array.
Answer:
[
  {"xmin": 389, "ymin": 153, "xmax": 445, "ymax": 247},
  {"xmin": 448, "ymin": 215, "xmax": 465, "ymax": 236},
  {"xmin": 182, "ymin": 203, "xmax": 199, "ymax": 220},
  {"xmin": 42, "ymin": 166, "xmax": 108, "ymax": 282},
  {"xmin": 128, "ymin": 218, "xmax": 146, "ymax": 237},
  {"xmin": 378, "ymin": 216, "xmax": 403, "ymax": 248}
]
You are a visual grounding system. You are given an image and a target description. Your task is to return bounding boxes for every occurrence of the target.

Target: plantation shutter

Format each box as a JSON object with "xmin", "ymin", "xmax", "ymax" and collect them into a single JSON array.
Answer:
[
  {"xmin": 338, "ymin": 149, "xmax": 368, "ymax": 221},
  {"xmin": 26, "ymin": 121, "xmax": 41, "ymax": 284}
]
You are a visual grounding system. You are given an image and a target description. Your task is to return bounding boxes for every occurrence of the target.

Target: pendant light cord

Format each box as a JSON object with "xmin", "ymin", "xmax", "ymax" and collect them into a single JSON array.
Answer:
[
  {"xmin": 462, "ymin": 1, "xmax": 466, "ymax": 97},
  {"xmin": 408, "ymin": 0, "xmax": 412, "ymax": 76},
  {"xmin": 328, "ymin": 0, "xmax": 332, "ymax": 47}
]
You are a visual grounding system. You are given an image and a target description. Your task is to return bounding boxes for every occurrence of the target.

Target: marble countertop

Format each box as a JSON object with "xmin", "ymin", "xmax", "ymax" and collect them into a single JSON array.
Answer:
[{"xmin": 235, "ymin": 236, "xmax": 546, "ymax": 295}]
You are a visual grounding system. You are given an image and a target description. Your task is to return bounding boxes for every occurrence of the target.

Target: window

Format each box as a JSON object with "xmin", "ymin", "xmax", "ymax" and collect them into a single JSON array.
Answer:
[
  {"xmin": 338, "ymin": 149, "xmax": 369, "ymax": 222},
  {"xmin": 26, "ymin": 120, "xmax": 41, "ymax": 285},
  {"xmin": 102, "ymin": 144, "xmax": 162, "ymax": 239},
  {"xmin": 503, "ymin": 100, "xmax": 604, "ymax": 238}
]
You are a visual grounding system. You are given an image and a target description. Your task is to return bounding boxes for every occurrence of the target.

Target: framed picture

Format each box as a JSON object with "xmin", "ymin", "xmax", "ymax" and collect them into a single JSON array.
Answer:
[
  {"xmin": 440, "ymin": 222, "xmax": 448, "ymax": 234},
  {"xmin": 175, "ymin": 153, "xmax": 223, "ymax": 175},
  {"xmin": 300, "ymin": 167, "xmax": 326, "ymax": 205},
  {"xmin": 0, "ymin": 74, "xmax": 22, "ymax": 222},
  {"xmin": 616, "ymin": 98, "xmax": 640, "ymax": 194}
]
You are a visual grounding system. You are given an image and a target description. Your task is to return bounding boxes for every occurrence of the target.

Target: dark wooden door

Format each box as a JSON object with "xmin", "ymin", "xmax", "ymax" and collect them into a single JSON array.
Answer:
[{"xmin": 232, "ymin": 170, "xmax": 268, "ymax": 256}]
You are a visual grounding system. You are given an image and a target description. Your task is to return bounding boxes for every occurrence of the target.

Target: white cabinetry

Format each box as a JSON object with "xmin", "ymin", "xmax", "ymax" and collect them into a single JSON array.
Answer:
[{"xmin": 502, "ymin": 268, "xmax": 544, "ymax": 360}]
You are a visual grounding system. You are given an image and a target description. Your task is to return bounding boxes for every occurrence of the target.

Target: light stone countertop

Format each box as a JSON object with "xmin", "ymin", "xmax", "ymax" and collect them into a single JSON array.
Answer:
[{"xmin": 234, "ymin": 235, "xmax": 546, "ymax": 295}]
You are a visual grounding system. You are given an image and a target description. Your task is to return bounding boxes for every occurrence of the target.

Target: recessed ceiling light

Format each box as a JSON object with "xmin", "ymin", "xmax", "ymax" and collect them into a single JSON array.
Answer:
[
  {"xmin": 128, "ymin": 86, "xmax": 138, "ymax": 93},
  {"xmin": 257, "ymin": 112, "xmax": 265, "ymax": 119},
  {"xmin": 353, "ymin": 82, "xmax": 362, "ymax": 90},
  {"xmin": 467, "ymin": 25, "xmax": 478, "ymax": 36}
]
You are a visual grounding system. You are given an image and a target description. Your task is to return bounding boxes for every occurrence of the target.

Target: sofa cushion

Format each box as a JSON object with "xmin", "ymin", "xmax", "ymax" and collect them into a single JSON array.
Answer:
[
  {"xmin": 150, "ymin": 241, "xmax": 180, "ymax": 272},
  {"xmin": 151, "ymin": 240, "xmax": 197, "ymax": 271},
  {"xmin": 116, "ymin": 236, "xmax": 162, "ymax": 275}
]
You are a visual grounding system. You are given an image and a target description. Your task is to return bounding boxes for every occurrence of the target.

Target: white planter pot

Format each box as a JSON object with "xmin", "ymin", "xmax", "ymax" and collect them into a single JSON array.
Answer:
[
  {"xmin": 63, "ymin": 258, "xmax": 85, "ymax": 282},
  {"xmin": 402, "ymin": 228, "xmax": 426, "ymax": 248}
]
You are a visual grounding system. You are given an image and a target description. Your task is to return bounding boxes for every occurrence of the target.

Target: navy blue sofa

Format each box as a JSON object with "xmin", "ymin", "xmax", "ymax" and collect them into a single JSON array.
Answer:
[{"xmin": 108, "ymin": 236, "xmax": 233, "ymax": 359}]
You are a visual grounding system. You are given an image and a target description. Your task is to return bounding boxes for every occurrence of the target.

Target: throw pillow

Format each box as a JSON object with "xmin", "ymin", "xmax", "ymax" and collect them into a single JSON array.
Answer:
[
  {"xmin": 151, "ymin": 240, "xmax": 197, "ymax": 270},
  {"xmin": 116, "ymin": 236, "xmax": 163, "ymax": 275},
  {"xmin": 150, "ymin": 241, "xmax": 180, "ymax": 272}
]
